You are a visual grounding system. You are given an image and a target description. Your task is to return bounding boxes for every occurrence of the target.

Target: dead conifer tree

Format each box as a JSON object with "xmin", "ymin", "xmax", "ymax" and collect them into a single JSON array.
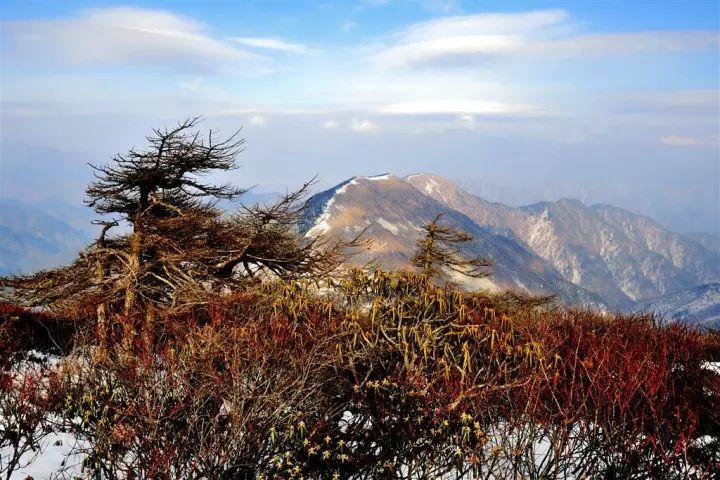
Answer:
[
  {"xmin": 1, "ymin": 117, "xmax": 360, "ymax": 328},
  {"xmin": 411, "ymin": 213, "xmax": 491, "ymax": 283}
]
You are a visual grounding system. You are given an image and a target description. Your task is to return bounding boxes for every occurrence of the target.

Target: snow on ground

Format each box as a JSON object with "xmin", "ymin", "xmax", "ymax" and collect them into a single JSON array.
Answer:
[
  {"xmin": 704, "ymin": 362, "xmax": 720, "ymax": 374},
  {"xmin": 3, "ymin": 352, "xmax": 87, "ymax": 479},
  {"xmin": 6, "ymin": 431, "xmax": 85, "ymax": 480}
]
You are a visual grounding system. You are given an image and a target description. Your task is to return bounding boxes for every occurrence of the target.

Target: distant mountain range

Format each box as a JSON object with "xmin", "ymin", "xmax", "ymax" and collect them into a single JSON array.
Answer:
[
  {"xmin": 301, "ymin": 173, "xmax": 720, "ymax": 326},
  {"xmin": 0, "ymin": 191, "xmax": 281, "ymax": 276},
  {"xmin": 2, "ymin": 177, "xmax": 718, "ymax": 326},
  {"xmin": 0, "ymin": 199, "xmax": 95, "ymax": 275},
  {"xmin": 636, "ymin": 283, "xmax": 720, "ymax": 328}
]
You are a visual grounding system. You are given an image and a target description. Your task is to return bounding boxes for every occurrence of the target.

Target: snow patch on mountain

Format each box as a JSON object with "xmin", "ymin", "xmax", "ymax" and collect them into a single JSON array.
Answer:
[
  {"xmin": 376, "ymin": 217, "xmax": 400, "ymax": 235},
  {"xmin": 306, "ymin": 209, "xmax": 334, "ymax": 237},
  {"xmin": 303, "ymin": 177, "xmax": 360, "ymax": 237},
  {"xmin": 637, "ymin": 283, "xmax": 720, "ymax": 327},
  {"xmin": 365, "ymin": 173, "xmax": 392, "ymax": 181},
  {"xmin": 303, "ymin": 174, "xmax": 398, "ymax": 238},
  {"xmin": 525, "ymin": 208, "xmax": 584, "ymax": 284}
]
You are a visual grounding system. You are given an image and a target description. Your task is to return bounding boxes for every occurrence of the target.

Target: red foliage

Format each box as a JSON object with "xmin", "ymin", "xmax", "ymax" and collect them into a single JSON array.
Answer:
[{"xmin": 2, "ymin": 280, "xmax": 718, "ymax": 478}]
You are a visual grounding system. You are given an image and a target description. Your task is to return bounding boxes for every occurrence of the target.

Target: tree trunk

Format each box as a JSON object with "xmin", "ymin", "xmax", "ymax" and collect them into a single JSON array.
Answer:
[
  {"xmin": 94, "ymin": 221, "xmax": 115, "ymax": 347},
  {"xmin": 122, "ymin": 213, "xmax": 143, "ymax": 351},
  {"xmin": 143, "ymin": 303, "xmax": 155, "ymax": 349},
  {"xmin": 96, "ymin": 303, "xmax": 107, "ymax": 346},
  {"xmin": 124, "ymin": 215, "xmax": 142, "ymax": 316}
]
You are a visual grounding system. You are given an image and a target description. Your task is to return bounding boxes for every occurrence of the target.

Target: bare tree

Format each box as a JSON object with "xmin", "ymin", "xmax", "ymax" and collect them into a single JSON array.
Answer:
[
  {"xmin": 1, "ymin": 118, "xmax": 361, "ymax": 324},
  {"xmin": 411, "ymin": 213, "xmax": 491, "ymax": 282}
]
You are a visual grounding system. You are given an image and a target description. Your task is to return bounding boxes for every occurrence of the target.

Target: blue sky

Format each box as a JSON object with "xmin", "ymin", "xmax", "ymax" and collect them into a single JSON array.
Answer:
[{"xmin": 1, "ymin": 0, "xmax": 718, "ymax": 234}]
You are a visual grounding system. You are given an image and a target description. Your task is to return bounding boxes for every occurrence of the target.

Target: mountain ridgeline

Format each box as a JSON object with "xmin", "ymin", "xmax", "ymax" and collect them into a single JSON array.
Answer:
[{"xmin": 301, "ymin": 173, "xmax": 720, "ymax": 326}]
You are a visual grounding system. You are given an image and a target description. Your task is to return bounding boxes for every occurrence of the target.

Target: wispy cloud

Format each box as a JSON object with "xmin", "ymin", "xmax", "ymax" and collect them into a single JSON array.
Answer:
[
  {"xmin": 371, "ymin": 10, "xmax": 717, "ymax": 68},
  {"xmin": 249, "ymin": 115, "xmax": 268, "ymax": 126},
  {"xmin": 377, "ymin": 99, "xmax": 537, "ymax": 115},
  {"xmin": 660, "ymin": 135, "xmax": 717, "ymax": 147},
  {"xmin": 230, "ymin": 37, "xmax": 318, "ymax": 54},
  {"xmin": 3, "ymin": 6, "xmax": 267, "ymax": 73},
  {"xmin": 351, "ymin": 118, "xmax": 379, "ymax": 132},
  {"xmin": 341, "ymin": 20, "xmax": 356, "ymax": 32},
  {"xmin": 321, "ymin": 120, "xmax": 341, "ymax": 128}
]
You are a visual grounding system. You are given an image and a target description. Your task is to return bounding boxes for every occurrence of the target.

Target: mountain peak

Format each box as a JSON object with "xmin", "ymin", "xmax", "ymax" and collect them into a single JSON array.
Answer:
[
  {"xmin": 403, "ymin": 172, "xmax": 468, "ymax": 203},
  {"xmin": 301, "ymin": 171, "xmax": 719, "ymax": 320},
  {"xmin": 301, "ymin": 173, "xmax": 607, "ymax": 306},
  {"xmin": 360, "ymin": 173, "xmax": 393, "ymax": 181},
  {"xmin": 301, "ymin": 174, "xmax": 408, "ymax": 238}
]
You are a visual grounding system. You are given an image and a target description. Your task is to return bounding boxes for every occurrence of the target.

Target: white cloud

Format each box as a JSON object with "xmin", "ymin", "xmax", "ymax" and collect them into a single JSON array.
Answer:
[
  {"xmin": 351, "ymin": 118, "xmax": 379, "ymax": 132},
  {"xmin": 249, "ymin": 115, "xmax": 267, "ymax": 126},
  {"xmin": 372, "ymin": 10, "xmax": 717, "ymax": 68},
  {"xmin": 321, "ymin": 120, "xmax": 340, "ymax": 128},
  {"xmin": 530, "ymin": 32, "xmax": 718, "ymax": 57},
  {"xmin": 372, "ymin": 10, "xmax": 565, "ymax": 67},
  {"xmin": 377, "ymin": 99, "xmax": 536, "ymax": 115},
  {"xmin": 399, "ymin": 10, "xmax": 568, "ymax": 42},
  {"xmin": 660, "ymin": 135, "xmax": 716, "ymax": 147},
  {"xmin": 457, "ymin": 113, "xmax": 475, "ymax": 129},
  {"xmin": 4, "ymin": 6, "xmax": 266, "ymax": 72},
  {"xmin": 230, "ymin": 37, "xmax": 317, "ymax": 54},
  {"xmin": 341, "ymin": 21, "xmax": 356, "ymax": 32}
]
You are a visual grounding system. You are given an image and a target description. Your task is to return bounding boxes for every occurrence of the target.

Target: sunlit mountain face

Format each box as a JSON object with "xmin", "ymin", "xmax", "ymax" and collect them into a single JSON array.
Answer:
[
  {"xmin": 7, "ymin": 170, "xmax": 715, "ymax": 324},
  {"xmin": 301, "ymin": 173, "xmax": 720, "ymax": 325}
]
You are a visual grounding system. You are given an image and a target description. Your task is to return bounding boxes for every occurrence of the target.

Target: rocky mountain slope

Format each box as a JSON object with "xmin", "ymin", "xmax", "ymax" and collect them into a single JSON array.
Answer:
[
  {"xmin": 405, "ymin": 174, "xmax": 720, "ymax": 310},
  {"xmin": 300, "ymin": 174, "xmax": 604, "ymax": 307},
  {"xmin": 301, "ymin": 173, "xmax": 719, "ymax": 324},
  {"xmin": 636, "ymin": 283, "xmax": 720, "ymax": 327},
  {"xmin": 685, "ymin": 233, "xmax": 720, "ymax": 253}
]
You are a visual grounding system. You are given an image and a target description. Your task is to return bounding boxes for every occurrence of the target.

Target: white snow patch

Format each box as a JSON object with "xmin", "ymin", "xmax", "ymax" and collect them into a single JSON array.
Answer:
[
  {"xmin": 423, "ymin": 178, "xmax": 440, "ymax": 195},
  {"xmin": 6, "ymin": 431, "xmax": 86, "ymax": 480},
  {"xmin": 376, "ymin": 217, "xmax": 400, "ymax": 235},
  {"xmin": 512, "ymin": 276, "xmax": 530, "ymax": 293},
  {"xmin": 704, "ymin": 362, "xmax": 720, "ymax": 375},
  {"xmin": 344, "ymin": 225, "xmax": 366, "ymax": 234},
  {"xmin": 306, "ymin": 216, "xmax": 333, "ymax": 237},
  {"xmin": 305, "ymin": 179, "xmax": 360, "ymax": 238},
  {"xmin": 447, "ymin": 269, "xmax": 499, "ymax": 292},
  {"xmin": 335, "ymin": 178, "xmax": 359, "ymax": 195},
  {"xmin": 365, "ymin": 173, "xmax": 391, "ymax": 181}
]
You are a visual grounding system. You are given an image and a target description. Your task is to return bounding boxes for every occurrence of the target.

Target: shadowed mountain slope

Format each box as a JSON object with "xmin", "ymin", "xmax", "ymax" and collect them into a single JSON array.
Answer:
[
  {"xmin": 636, "ymin": 283, "xmax": 720, "ymax": 328},
  {"xmin": 404, "ymin": 173, "xmax": 720, "ymax": 310}
]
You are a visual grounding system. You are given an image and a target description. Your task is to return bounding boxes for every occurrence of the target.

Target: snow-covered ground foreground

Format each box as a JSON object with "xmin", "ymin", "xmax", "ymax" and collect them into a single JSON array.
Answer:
[
  {"xmin": 1, "ymin": 351, "xmax": 87, "ymax": 479},
  {"xmin": 5, "ymin": 358, "xmax": 719, "ymax": 479},
  {"xmin": 4, "ymin": 431, "xmax": 84, "ymax": 480},
  {"xmin": 704, "ymin": 361, "xmax": 720, "ymax": 374}
]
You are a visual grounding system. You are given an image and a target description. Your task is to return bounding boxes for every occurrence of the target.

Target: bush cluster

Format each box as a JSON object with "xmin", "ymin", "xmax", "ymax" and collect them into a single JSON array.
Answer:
[{"xmin": 2, "ymin": 270, "xmax": 718, "ymax": 479}]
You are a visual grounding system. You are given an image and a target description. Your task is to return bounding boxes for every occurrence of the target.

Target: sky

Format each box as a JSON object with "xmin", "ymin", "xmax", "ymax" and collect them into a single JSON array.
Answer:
[{"xmin": 1, "ymin": 0, "xmax": 719, "ymax": 235}]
